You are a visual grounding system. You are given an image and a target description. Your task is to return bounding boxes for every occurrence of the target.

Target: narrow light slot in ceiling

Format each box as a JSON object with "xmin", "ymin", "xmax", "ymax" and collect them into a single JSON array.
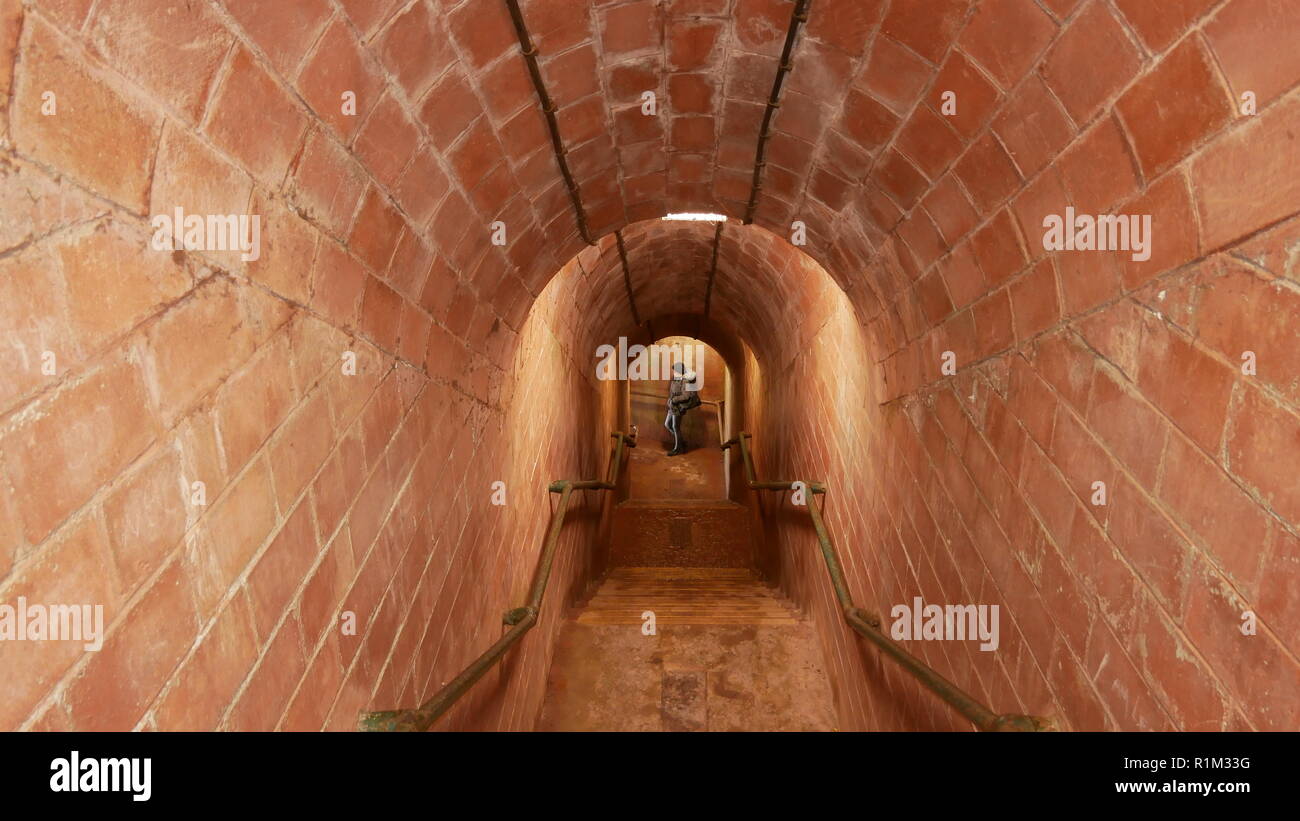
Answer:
[{"xmin": 662, "ymin": 212, "xmax": 728, "ymax": 222}]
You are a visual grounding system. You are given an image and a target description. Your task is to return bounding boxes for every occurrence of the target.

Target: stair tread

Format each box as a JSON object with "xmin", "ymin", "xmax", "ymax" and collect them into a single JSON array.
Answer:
[
  {"xmin": 586, "ymin": 603, "xmax": 790, "ymax": 607},
  {"xmin": 579, "ymin": 566, "xmax": 800, "ymax": 625},
  {"xmin": 596, "ymin": 581, "xmax": 768, "ymax": 587},
  {"xmin": 589, "ymin": 594, "xmax": 785, "ymax": 600},
  {"xmin": 617, "ymin": 499, "xmax": 742, "ymax": 509},
  {"xmin": 589, "ymin": 594, "xmax": 788, "ymax": 601},
  {"xmin": 577, "ymin": 616, "xmax": 799, "ymax": 625},
  {"xmin": 606, "ymin": 566, "xmax": 757, "ymax": 574},
  {"xmin": 585, "ymin": 598, "xmax": 789, "ymax": 602}
]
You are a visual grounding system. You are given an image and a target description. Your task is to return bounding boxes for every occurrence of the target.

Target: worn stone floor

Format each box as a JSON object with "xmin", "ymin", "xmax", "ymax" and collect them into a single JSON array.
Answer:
[
  {"xmin": 538, "ymin": 569, "xmax": 837, "ymax": 732},
  {"xmin": 542, "ymin": 395, "xmax": 837, "ymax": 732},
  {"xmin": 627, "ymin": 441, "xmax": 727, "ymax": 501},
  {"xmin": 628, "ymin": 390, "xmax": 726, "ymax": 501},
  {"xmin": 609, "ymin": 501, "xmax": 753, "ymax": 567}
]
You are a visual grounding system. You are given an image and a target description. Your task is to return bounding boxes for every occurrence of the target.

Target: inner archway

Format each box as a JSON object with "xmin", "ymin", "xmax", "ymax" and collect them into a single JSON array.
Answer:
[{"xmin": 627, "ymin": 335, "xmax": 728, "ymax": 502}]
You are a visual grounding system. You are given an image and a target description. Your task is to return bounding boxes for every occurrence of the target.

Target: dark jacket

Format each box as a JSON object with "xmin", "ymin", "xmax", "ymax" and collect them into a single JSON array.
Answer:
[{"xmin": 668, "ymin": 370, "xmax": 702, "ymax": 413}]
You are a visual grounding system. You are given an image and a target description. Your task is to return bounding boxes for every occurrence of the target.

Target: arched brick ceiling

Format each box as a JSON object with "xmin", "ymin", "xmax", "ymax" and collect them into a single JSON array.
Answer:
[
  {"xmin": 565, "ymin": 218, "xmax": 847, "ymax": 369},
  {"xmin": 435, "ymin": 0, "xmax": 904, "ymax": 331},
  {"xmin": 431, "ymin": 0, "xmax": 1232, "ymax": 387}
]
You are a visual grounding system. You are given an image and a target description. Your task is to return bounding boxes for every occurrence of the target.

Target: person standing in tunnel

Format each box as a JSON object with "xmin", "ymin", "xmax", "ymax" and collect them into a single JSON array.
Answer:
[{"xmin": 665, "ymin": 361, "xmax": 702, "ymax": 456}]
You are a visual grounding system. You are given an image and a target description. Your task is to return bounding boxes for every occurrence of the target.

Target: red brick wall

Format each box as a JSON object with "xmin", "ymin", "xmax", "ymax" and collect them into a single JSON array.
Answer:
[
  {"xmin": 3, "ymin": 0, "xmax": 1297, "ymax": 734},
  {"xmin": 0, "ymin": 0, "xmax": 614, "ymax": 731},
  {"xmin": 432, "ymin": 257, "xmax": 618, "ymax": 731},
  {"xmin": 739, "ymin": 0, "xmax": 1300, "ymax": 731}
]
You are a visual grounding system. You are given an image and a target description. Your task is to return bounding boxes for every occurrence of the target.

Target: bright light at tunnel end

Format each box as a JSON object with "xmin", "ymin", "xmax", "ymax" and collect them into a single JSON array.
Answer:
[{"xmin": 661, "ymin": 212, "xmax": 728, "ymax": 222}]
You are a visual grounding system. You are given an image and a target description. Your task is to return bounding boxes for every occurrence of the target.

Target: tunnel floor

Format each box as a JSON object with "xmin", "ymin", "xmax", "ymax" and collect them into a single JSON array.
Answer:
[
  {"xmin": 538, "ymin": 569, "xmax": 836, "ymax": 732},
  {"xmin": 539, "ymin": 430, "xmax": 837, "ymax": 731},
  {"xmin": 628, "ymin": 388, "xmax": 727, "ymax": 501}
]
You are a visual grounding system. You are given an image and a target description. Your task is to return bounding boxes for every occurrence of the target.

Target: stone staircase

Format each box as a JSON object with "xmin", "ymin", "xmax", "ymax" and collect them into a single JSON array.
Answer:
[
  {"xmin": 538, "ymin": 567, "xmax": 836, "ymax": 731},
  {"xmin": 608, "ymin": 500, "xmax": 754, "ymax": 567},
  {"xmin": 576, "ymin": 567, "xmax": 798, "ymax": 626}
]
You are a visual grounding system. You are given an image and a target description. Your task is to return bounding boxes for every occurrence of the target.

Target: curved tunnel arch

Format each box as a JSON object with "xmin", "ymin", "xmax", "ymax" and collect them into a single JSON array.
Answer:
[
  {"xmin": 504, "ymin": 208, "xmax": 889, "ymax": 693},
  {"xmin": 530, "ymin": 217, "xmax": 870, "ymax": 375},
  {"xmin": 433, "ymin": 0, "xmax": 938, "ymax": 395}
]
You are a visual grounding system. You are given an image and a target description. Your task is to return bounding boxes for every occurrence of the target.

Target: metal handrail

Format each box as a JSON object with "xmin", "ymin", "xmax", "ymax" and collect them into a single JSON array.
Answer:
[
  {"xmin": 630, "ymin": 389, "xmax": 727, "ymax": 447},
  {"xmin": 722, "ymin": 432, "xmax": 1051, "ymax": 732},
  {"xmin": 359, "ymin": 430, "xmax": 638, "ymax": 732},
  {"xmin": 704, "ymin": 398, "xmax": 725, "ymax": 447}
]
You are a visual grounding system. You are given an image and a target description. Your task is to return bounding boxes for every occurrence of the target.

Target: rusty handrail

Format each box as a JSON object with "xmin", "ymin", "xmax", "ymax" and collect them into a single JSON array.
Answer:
[
  {"xmin": 359, "ymin": 430, "xmax": 637, "ymax": 731},
  {"xmin": 630, "ymin": 389, "xmax": 727, "ymax": 446},
  {"xmin": 722, "ymin": 432, "xmax": 1050, "ymax": 732},
  {"xmin": 704, "ymin": 398, "xmax": 725, "ymax": 447}
]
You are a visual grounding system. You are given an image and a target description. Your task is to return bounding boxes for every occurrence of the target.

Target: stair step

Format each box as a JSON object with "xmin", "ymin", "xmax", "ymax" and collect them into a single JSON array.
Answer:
[
  {"xmin": 578, "ymin": 567, "xmax": 800, "ymax": 626},
  {"xmin": 609, "ymin": 506, "xmax": 753, "ymax": 568},
  {"xmin": 592, "ymin": 592, "xmax": 784, "ymax": 597},
  {"xmin": 618, "ymin": 499, "xmax": 742, "ymax": 509},
  {"xmin": 605, "ymin": 567, "xmax": 757, "ymax": 578},
  {"xmin": 577, "ymin": 615, "xmax": 799, "ymax": 625}
]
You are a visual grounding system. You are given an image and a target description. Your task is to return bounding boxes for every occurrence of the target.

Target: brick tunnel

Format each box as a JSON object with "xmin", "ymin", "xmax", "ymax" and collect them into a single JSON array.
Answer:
[{"xmin": 1, "ymin": 0, "xmax": 1297, "ymax": 733}]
